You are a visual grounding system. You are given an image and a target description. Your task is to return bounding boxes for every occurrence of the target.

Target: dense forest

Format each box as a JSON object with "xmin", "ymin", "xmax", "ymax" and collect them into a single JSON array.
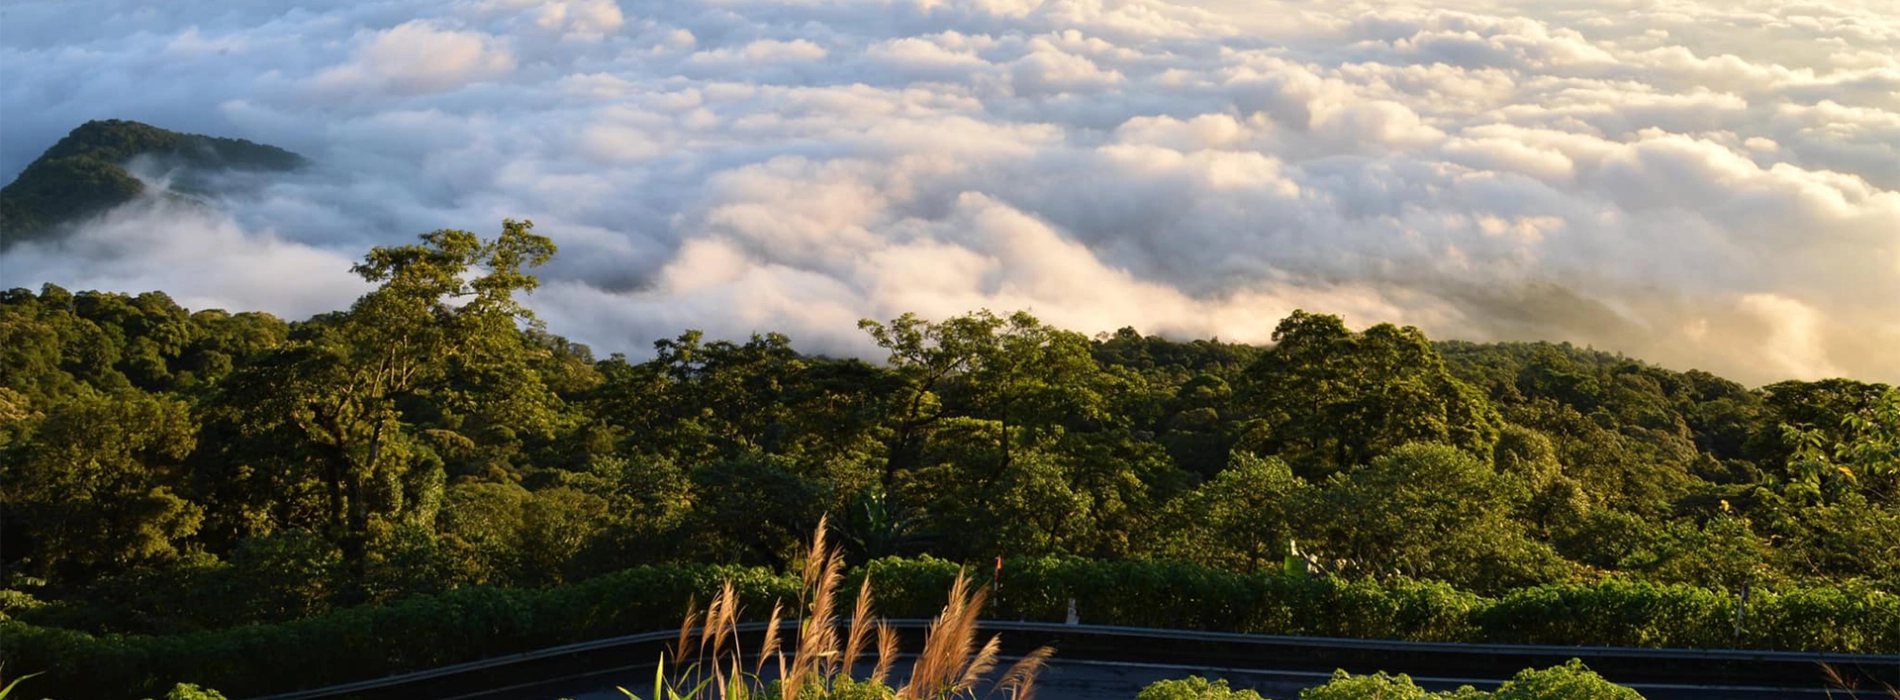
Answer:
[{"xmin": 2, "ymin": 221, "xmax": 1896, "ymax": 697}]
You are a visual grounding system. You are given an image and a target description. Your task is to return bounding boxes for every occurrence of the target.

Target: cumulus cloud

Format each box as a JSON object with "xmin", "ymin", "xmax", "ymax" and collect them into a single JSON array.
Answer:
[
  {"xmin": 1, "ymin": 0, "xmax": 1897, "ymax": 384},
  {"xmin": 314, "ymin": 20, "xmax": 518, "ymax": 96}
]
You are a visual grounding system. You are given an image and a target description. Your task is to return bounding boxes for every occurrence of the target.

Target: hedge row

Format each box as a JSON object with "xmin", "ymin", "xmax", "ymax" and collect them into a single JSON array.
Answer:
[
  {"xmin": 862, "ymin": 558, "xmax": 1899, "ymax": 651},
  {"xmin": 7, "ymin": 558, "xmax": 1895, "ymax": 699},
  {"xmin": 3, "ymin": 564, "xmax": 799, "ymax": 700}
]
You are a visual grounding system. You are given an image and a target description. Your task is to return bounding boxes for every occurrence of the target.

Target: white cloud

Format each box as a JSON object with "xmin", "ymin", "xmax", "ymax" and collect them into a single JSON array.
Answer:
[
  {"xmin": 2, "ymin": 0, "xmax": 1898, "ymax": 384},
  {"xmin": 313, "ymin": 20, "xmax": 517, "ymax": 96},
  {"xmin": 687, "ymin": 39, "xmax": 830, "ymax": 68}
]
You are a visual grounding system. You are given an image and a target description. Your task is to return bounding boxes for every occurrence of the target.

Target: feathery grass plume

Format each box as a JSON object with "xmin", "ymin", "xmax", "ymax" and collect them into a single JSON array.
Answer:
[
  {"xmin": 783, "ymin": 516, "xmax": 845, "ymax": 700},
  {"xmin": 990, "ymin": 646, "xmax": 1054, "ymax": 700},
  {"xmin": 1822, "ymin": 662, "xmax": 1900, "ymax": 700},
  {"xmin": 801, "ymin": 515, "xmax": 832, "ymax": 592},
  {"xmin": 840, "ymin": 578, "xmax": 875, "ymax": 674},
  {"xmin": 700, "ymin": 586, "xmax": 726, "ymax": 652},
  {"xmin": 647, "ymin": 516, "xmax": 1050, "ymax": 700},
  {"xmin": 708, "ymin": 581, "xmax": 740, "ymax": 661},
  {"xmin": 900, "ymin": 570, "xmax": 988, "ymax": 698},
  {"xmin": 956, "ymin": 634, "xmax": 1002, "ymax": 693},
  {"xmin": 675, "ymin": 596, "xmax": 701, "ymax": 661},
  {"xmin": 705, "ymin": 581, "xmax": 742, "ymax": 694},
  {"xmin": 755, "ymin": 601, "xmax": 785, "ymax": 677},
  {"xmin": 871, "ymin": 622, "xmax": 899, "ymax": 688},
  {"xmin": 803, "ymin": 548, "xmax": 846, "ymax": 672},
  {"xmin": 1820, "ymin": 662, "xmax": 1853, "ymax": 699}
]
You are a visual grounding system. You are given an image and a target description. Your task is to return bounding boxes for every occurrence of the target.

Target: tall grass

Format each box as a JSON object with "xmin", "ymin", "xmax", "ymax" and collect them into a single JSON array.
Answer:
[
  {"xmin": 1821, "ymin": 662, "xmax": 1900, "ymax": 700},
  {"xmin": 625, "ymin": 517, "xmax": 1053, "ymax": 700},
  {"xmin": 0, "ymin": 671, "xmax": 41, "ymax": 700}
]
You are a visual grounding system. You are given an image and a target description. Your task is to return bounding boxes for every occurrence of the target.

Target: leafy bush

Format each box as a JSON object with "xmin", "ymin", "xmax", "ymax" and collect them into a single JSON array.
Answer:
[
  {"xmin": 1162, "ymin": 660, "xmax": 1642, "ymax": 699},
  {"xmin": 1, "ymin": 564, "xmax": 800, "ymax": 699},
  {"xmin": 1136, "ymin": 677, "xmax": 1268, "ymax": 700},
  {"xmin": 1490, "ymin": 660, "xmax": 1641, "ymax": 700},
  {"xmin": 1479, "ymin": 579, "xmax": 1734, "ymax": 648},
  {"xmin": 1297, "ymin": 671, "xmax": 1435, "ymax": 700},
  {"xmin": 158, "ymin": 684, "xmax": 228, "ymax": 700}
]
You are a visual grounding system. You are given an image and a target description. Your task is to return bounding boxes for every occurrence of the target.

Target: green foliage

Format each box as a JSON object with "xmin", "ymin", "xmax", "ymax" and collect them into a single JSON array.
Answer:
[
  {"xmin": 2, "ymin": 563, "xmax": 799, "ymax": 699},
  {"xmin": 5, "ymin": 225, "xmax": 1900, "ymax": 699},
  {"xmin": 1479, "ymin": 578, "xmax": 1734, "ymax": 648},
  {"xmin": 1779, "ymin": 386, "xmax": 1900, "ymax": 503},
  {"xmin": 1, "ymin": 119, "xmax": 304, "ymax": 243},
  {"xmin": 159, "ymin": 684, "xmax": 229, "ymax": 700},
  {"xmin": 1239, "ymin": 312, "xmax": 1502, "ymax": 476},
  {"xmin": 223, "ymin": 219, "xmax": 559, "ymax": 581},
  {"xmin": 1305, "ymin": 443, "xmax": 1573, "ymax": 592},
  {"xmin": 1160, "ymin": 451, "xmax": 1310, "ymax": 573},
  {"xmin": 1620, "ymin": 515, "xmax": 1771, "ymax": 591},
  {"xmin": 0, "ymin": 673, "xmax": 41, "ymax": 700},
  {"xmin": 1489, "ymin": 660, "xmax": 1641, "ymax": 700},
  {"xmin": 1284, "ymin": 660, "xmax": 1642, "ymax": 699},
  {"xmin": 1299, "ymin": 670, "xmax": 1434, "ymax": 700},
  {"xmin": 4, "ymin": 556, "xmax": 1892, "ymax": 699},
  {"xmin": 4, "ymin": 391, "xmax": 203, "ymax": 578},
  {"xmin": 1136, "ymin": 676, "xmax": 1268, "ymax": 700}
]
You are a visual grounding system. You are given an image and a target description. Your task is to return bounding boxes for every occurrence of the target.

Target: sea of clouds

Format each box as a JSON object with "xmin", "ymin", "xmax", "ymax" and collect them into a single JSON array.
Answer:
[{"xmin": 1, "ymin": 0, "xmax": 1896, "ymax": 384}]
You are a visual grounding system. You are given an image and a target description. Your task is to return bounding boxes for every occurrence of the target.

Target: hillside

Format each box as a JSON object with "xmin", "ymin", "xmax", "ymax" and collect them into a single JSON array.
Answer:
[
  {"xmin": 2, "ymin": 223, "xmax": 1896, "ymax": 697},
  {"xmin": 0, "ymin": 119, "xmax": 305, "ymax": 246}
]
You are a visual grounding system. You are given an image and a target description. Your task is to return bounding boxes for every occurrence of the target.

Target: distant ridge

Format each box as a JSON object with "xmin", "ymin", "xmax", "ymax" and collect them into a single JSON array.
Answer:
[{"xmin": 0, "ymin": 119, "xmax": 306, "ymax": 246}]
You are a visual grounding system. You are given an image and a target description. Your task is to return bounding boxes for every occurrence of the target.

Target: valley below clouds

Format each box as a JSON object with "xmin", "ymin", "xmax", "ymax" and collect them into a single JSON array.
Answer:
[{"xmin": 3, "ymin": 0, "xmax": 1897, "ymax": 384}]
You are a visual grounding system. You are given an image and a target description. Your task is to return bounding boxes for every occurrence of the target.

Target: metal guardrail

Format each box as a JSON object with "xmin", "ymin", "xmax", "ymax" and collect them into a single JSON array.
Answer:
[
  {"xmin": 972, "ymin": 621, "xmax": 1897, "ymax": 664},
  {"xmin": 251, "ymin": 620, "xmax": 1900, "ymax": 700}
]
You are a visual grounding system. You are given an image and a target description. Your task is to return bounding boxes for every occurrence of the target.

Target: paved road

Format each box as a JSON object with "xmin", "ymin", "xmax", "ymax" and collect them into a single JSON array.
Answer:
[
  {"xmin": 469, "ymin": 655, "xmax": 1848, "ymax": 700},
  {"xmin": 254, "ymin": 622, "xmax": 1896, "ymax": 700}
]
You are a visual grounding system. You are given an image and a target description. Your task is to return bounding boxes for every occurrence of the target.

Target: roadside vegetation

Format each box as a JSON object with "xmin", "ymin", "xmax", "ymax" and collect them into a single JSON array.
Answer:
[
  {"xmin": 1136, "ymin": 662, "xmax": 1644, "ymax": 700},
  {"xmin": 619, "ymin": 518, "xmax": 1051, "ymax": 700}
]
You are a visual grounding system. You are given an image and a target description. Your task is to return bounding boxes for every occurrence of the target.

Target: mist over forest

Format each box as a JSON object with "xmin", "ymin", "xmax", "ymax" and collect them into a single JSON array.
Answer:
[
  {"xmin": 3, "ymin": 1, "xmax": 1898, "ymax": 698},
  {"xmin": 4, "ymin": 0, "xmax": 1898, "ymax": 385}
]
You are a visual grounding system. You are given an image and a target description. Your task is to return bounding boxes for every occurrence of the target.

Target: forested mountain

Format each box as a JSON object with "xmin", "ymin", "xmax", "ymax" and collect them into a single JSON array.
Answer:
[
  {"xmin": 0, "ymin": 119, "xmax": 305, "ymax": 246},
  {"xmin": 1, "ymin": 222, "xmax": 1896, "ymax": 696}
]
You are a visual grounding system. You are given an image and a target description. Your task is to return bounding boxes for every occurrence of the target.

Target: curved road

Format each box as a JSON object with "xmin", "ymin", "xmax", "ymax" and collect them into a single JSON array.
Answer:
[
  {"xmin": 253, "ymin": 622, "xmax": 1900, "ymax": 700},
  {"xmin": 469, "ymin": 656, "xmax": 1857, "ymax": 700}
]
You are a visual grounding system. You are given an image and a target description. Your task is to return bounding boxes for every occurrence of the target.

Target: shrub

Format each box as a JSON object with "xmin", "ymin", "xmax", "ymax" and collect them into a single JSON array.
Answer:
[
  {"xmin": 1136, "ymin": 677, "xmax": 1269, "ymax": 700},
  {"xmin": 1490, "ymin": 660, "xmax": 1641, "ymax": 700},
  {"xmin": 1298, "ymin": 670, "xmax": 1434, "ymax": 700},
  {"xmin": 1289, "ymin": 661, "xmax": 1641, "ymax": 700},
  {"xmin": 159, "ymin": 684, "xmax": 227, "ymax": 700}
]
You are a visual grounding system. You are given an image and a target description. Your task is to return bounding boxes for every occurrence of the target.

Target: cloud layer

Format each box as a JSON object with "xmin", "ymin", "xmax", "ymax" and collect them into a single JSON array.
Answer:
[{"xmin": 2, "ymin": 0, "xmax": 1897, "ymax": 384}]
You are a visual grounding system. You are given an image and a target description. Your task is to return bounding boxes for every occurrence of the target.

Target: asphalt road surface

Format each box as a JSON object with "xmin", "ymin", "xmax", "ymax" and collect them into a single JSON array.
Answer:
[
  {"xmin": 252, "ymin": 622, "xmax": 1896, "ymax": 700},
  {"xmin": 467, "ymin": 655, "xmax": 1852, "ymax": 700}
]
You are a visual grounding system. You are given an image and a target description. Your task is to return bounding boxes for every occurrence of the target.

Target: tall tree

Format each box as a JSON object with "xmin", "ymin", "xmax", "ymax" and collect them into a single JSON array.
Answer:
[
  {"xmin": 1306, "ymin": 443, "xmax": 1570, "ymax": 592},
  {"xmin": 246, "ymin": 220, "xmax": 557, "ymax": 576},
  {"xmin": 1158, "ymin": 450, "xmax": 1310, "ymax": 573},
  {"xmin": 3, "ymin": 391, "xmax": 201, "ymax": 578},
  {"xmin": 1238, "ymin": 311, "xmax": 1502, "ymax": 476},
  {"xmin": 859, "ymin": 311, "xmax": 1005, "ymax": 479}
]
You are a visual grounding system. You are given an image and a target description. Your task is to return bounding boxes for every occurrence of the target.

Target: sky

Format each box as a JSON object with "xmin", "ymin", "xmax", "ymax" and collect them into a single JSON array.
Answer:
[{"xmin": 1, "ymin": 0, "xmax": 1897, "ymax": 385}]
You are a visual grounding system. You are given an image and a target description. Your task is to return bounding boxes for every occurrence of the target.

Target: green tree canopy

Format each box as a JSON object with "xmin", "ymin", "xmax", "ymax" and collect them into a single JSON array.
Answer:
[{"xmin": 1239, "ymin": 311, "xmax": 1502, "ymax": 476}]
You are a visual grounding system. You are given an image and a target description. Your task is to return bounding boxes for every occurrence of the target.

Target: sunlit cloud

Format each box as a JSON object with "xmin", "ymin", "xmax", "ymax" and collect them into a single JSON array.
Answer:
[{"xmin": 2, "ymin": 0, "xmax": 1896, "ymax": 384}]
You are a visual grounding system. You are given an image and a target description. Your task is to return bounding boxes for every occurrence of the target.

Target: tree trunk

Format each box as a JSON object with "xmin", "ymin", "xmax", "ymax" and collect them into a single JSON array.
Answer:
[{"xmin": 344, "ymin": 421, "xmax": 386, "ymax": 581}]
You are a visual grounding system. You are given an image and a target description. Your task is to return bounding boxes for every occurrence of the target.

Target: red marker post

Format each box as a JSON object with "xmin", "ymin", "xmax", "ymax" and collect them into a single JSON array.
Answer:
[{"xmin": 994, "ymin": 555, "xmax": 1003, "ymax": 611}]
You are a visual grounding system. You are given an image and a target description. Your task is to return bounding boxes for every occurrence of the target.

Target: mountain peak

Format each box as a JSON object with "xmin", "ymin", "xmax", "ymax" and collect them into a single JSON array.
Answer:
[{"xmin": 0, "ymin": 120, "xmax": 305, "ymax": 246}]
